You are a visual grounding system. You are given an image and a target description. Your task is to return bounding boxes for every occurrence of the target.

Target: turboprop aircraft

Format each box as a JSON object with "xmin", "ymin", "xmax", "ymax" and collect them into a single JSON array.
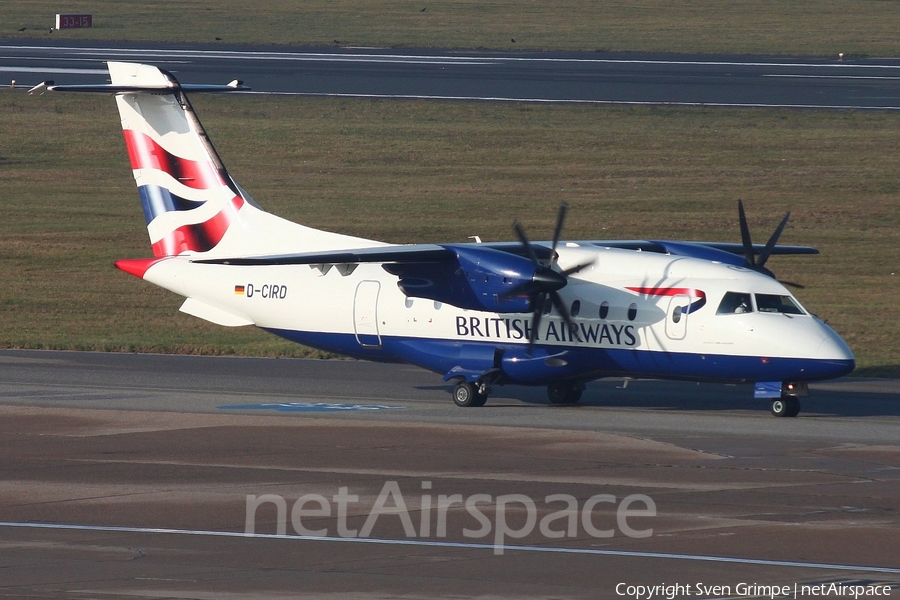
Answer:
[{"xmin": 41, "ymin": 61, "xmax": 855, "ymax": 417}]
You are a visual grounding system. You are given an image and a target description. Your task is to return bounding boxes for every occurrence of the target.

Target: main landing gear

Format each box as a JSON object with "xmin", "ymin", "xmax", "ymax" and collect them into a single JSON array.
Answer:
[
  {"xmin": 452, "ymin": 380, "xmax": 585, "ymax": 407},
  {"xmin": 770, "ymin": 396, "xmax": 801, "ymax": 418},
  {"xmin": 452, "ymin": 380, "xmax": 489, "ymax": 407},
  {"xmin": 547, "ymin": 382, "xmax": 585, "ymax": 405}
]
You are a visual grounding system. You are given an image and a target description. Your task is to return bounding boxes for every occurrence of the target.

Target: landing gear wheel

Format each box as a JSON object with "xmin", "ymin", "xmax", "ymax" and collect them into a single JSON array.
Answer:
[
  {"xmin": 785, "ymin": 397, "xmax": 801, "ymax": 417},
  {"xmin": 770, "ymin": 396, "xmax": 800, "ymax": 417},
  {"xmin": 547, "ymin": 382, "xmax": 583, "ymax": 405},
  {"xmin": 453, "ymin": 381, "xmax": 487, "ymax": 407}
]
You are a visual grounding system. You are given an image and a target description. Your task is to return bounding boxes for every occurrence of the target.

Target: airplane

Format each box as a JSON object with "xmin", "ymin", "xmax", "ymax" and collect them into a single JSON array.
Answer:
[{"xmin": 40, "ymin": 61, "xmax": 855, "ymax": 417}]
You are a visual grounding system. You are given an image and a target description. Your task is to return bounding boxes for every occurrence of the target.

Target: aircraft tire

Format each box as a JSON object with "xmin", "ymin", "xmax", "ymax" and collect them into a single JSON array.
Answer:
[
  {"xmin": 786, "ymin": 397, "xmax": 801, "ymax": 417},
  {"xmin": 770, "ymin": 396, "xmax": 800, "ymax": 417},
  {"xmin": 453, "ymin": 381, "xmax": 487, "ymax": 407},
  {"xmin": 547, "ymin": 383, "xmax": 582, "ymax": 405}
]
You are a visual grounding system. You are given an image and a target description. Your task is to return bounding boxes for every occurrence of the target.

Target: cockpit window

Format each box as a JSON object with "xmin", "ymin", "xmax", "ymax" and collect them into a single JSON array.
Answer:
[
  {"xmin": 755, "ymin": 294, "xmax": 806, "ymax": 315},
  {"xmin": 717, "ymin": 292, "xmax": 753, "ymax": 315}
]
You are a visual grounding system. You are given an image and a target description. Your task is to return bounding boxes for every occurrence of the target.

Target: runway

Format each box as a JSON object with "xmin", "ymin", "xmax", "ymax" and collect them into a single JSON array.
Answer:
[
  {"xmin": 2, "ymin": 39, "xmax": 900, "ymax": 109},
  {"xmin": 0, "ymin": 350, "xmax": 898, "ymax": 598}
]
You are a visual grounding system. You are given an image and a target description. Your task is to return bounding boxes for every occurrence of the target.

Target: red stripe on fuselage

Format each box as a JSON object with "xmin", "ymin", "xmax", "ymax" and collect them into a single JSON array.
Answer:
[
  {"xmin": 627, "ymin": 287, "xmax": 697, "ymax": 297},
  {"xmin": 123, "ymin": 129, "xmax": 225, "ymax": 190},
  {"xmin": 627, "ymin": 286, "xmax": 707, "ymax": 313}
]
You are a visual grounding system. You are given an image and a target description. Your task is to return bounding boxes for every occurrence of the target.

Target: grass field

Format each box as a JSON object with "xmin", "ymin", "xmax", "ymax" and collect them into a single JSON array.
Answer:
[
  {"xmin": 4, "ymin": 0, "xmax": 900, "ymax": 56},
  {"xmin": 1, "ymin": 91, "xmax": 898, "ymax": 374}
]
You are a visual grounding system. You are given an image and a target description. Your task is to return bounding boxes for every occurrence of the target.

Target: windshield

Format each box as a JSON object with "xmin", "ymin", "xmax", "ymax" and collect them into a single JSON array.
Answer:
[
  {"xmin": 717, "ymin": 292, "xmax": 753, "ymax": 315},
  {"xmin": 755, "ymin": 294, "xmax": 806, "ymax": 315}
]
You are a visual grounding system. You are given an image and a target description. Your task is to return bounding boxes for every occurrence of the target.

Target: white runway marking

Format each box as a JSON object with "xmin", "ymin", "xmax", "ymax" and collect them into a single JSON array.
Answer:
[
  {"xmin": 4, "ymin": 45, "xmax": 900, "ymax": 71},
  {"xmin": 764, "ymin": 74, "xmax": 900, "ymax": 80},
  {"xmin": 250, "ymin": 90, "xmax": 900, "ymax": 111},
  {"xmin": 0, "ymin": 66, "xmax": 108, "ymax": 75},
  {"xmin": 2, "ymin": 521, "xmax": 899, "ymax": 575}
]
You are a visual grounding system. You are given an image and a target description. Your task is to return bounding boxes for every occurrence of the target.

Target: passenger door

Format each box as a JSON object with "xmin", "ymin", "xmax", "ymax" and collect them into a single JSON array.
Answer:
[
  {"xmin": 665, "ymin": 294, "xmax": 690, "ymax": 340},
  {"xmin": 353, "ymin": 281, "xmax": 382, "ymax": 348}
]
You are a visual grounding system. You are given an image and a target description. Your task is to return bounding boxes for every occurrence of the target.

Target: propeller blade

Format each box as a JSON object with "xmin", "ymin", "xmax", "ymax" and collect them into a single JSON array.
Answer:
[
  {"xmin": 757, "ymin": 211, "xmax": 791, "ymax": 269},
  {"xmin": 527, "ymin": 294, "xmax": 547, "ymax": 353},
  {"xmin": 560, "ymin": 259, "xmax": 594, "ymax": 277},
  {"xmin": 513, "ymin": 222, "xmax": 541, "ymax": 267},
  {"xmin": 779, "ymin": 280, "xmax": 806, "ymax": 289},
  {"xmin": 735, "ymin": 202, "xmax": 802, "ymax": 286},
  {"xmin": 737, "ymin": 199, "xmax": 755, "ymax": 267},
  {"xmin": 550, "ymin": 202, "xmax": 569, "ymax": 268},
  {"xmin": 550, "ymin": 291, "xmax": 582, "ymax": 342},
  {"xmin": 513, "ymin": 203, "xmax": 585, "ymax": 352}
]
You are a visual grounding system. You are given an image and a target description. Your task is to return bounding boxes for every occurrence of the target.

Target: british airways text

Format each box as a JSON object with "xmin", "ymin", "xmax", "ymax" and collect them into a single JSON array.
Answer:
[{"xmin": 456, "ymin": 316, "xmax": 637, "ymax": 346}]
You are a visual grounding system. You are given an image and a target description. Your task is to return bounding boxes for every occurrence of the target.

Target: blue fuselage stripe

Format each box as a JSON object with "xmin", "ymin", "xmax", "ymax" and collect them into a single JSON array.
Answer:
[{"xmin": 262, "ymin": 329, "xmax": 855, "ymax": 384}]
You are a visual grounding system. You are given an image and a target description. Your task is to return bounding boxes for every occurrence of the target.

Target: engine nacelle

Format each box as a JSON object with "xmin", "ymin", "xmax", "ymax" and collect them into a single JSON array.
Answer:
[
  {"xmin": 652, "ymin": 241, "xmax": 746, "ymax": 266},
  {"xmin": 384, "ymin": 244, "xmax": 540, "ymax": 312}
]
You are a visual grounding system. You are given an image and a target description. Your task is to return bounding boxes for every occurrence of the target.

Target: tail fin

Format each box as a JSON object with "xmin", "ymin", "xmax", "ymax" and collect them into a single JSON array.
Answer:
[
  {"xmin": 109, "ymin": 62, "xmax": 249, "ymax": 257},
  {"xmin": 46, "ymin": 61, "xmax": 381, "ymax": 258}
]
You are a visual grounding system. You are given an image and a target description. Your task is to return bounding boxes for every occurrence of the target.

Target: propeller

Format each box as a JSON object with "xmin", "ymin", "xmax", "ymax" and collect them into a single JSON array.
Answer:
[
  {"xmin": 502, "ymin": 203, "xmax": 594, "ymax": 352},
  {"xmin": 737, "ymin": 200, "xmax": 803, "ymax": 288}
]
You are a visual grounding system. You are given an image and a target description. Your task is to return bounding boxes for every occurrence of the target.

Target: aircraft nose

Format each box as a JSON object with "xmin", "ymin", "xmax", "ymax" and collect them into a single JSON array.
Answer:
[
  {"xmin": 816, "ymin": 328, "xmax": 856, "ymax": 377},
  {"xmin": 817, "ymin": 328, "xmax": 854, "ymax": 359}
]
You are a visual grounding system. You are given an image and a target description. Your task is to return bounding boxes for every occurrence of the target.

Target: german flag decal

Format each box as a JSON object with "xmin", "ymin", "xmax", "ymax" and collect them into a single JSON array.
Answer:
[{"xmin": 234, "ymin": 285, "xmax": 245, "ymax": 295}]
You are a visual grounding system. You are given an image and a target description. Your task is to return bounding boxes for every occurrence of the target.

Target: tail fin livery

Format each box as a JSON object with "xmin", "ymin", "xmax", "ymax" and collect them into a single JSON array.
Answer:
[
  {"xmin": 46, "ymin": 61, "xmax": 383, "ymax": 261},
  {"xmin": 110, "ymin": 62, "xmax": 246, "ymax": 257}
]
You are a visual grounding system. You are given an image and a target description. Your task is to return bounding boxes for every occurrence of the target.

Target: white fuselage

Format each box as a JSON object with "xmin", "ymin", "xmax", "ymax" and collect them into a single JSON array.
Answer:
[{"xmin": 140, "ymin": 241, "xmax": 853, "ymax": 385}]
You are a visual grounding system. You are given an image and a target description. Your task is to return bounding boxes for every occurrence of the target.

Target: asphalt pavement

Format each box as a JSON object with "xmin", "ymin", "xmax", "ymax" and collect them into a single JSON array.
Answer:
[{"xmin": 3, "ymin": 39, "xmax": 900, "ymax": 108}]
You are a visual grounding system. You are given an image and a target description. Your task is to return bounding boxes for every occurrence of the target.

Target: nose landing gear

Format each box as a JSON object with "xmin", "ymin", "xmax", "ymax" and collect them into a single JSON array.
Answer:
[{"xmin": 770, "ymin": 396, "xmax": 801, "ymax": 417}]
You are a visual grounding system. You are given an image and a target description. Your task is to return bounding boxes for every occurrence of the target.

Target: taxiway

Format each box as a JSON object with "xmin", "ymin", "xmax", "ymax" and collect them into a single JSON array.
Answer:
[{"xmin": 0, "ymin": 350, "xmax": 898, "ymax": 598}]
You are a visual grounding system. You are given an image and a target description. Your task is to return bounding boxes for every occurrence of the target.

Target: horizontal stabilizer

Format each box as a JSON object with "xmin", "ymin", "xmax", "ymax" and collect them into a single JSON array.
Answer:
[
  {"xmin": 45, "ymin": 62, "xmax": 249, "ymax": 95},
  {"xmin": 46, "ymin": 82, "xmax": 251, "ymax": 94}
]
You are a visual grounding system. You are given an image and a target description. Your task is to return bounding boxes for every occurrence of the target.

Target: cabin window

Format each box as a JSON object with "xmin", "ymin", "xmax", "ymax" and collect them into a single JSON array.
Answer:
[
  {"xmin": 755, "ymin": 294, "xmax": 806, "ymax": 315},
  {"xmin": 672, "ymin": 305, "xmax": 683, "ymax": 324},
  {"xmin": 717, "ymin": 292, "xmax": 753, "ymax": 315},
  {"xmin": 599, "ymin": 301, "xmax": 609, "ymax": 319},
  {"xmin": 627, "ymin": 303, "xmax": 637, "ymax": 321},
  {"xmin": 571, "ymin": 300, "xmax": 581, "ymax": 317}
]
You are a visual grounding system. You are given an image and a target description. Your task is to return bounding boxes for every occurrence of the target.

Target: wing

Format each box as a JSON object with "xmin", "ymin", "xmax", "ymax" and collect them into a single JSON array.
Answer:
[
  {"xmin": 582, "ymin": 240, "xmax": 816, "ymax": 267},
  {"xmin": 193, "ymin": 244, "xmax": 455, "ymax": 266},
  {"xmin": 195, "ymin": 243, "xmax": 543, "ymax": 314},
  {"xmin": 192, "ymin": 235, "xmax": 816, "ymax": 313}
]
